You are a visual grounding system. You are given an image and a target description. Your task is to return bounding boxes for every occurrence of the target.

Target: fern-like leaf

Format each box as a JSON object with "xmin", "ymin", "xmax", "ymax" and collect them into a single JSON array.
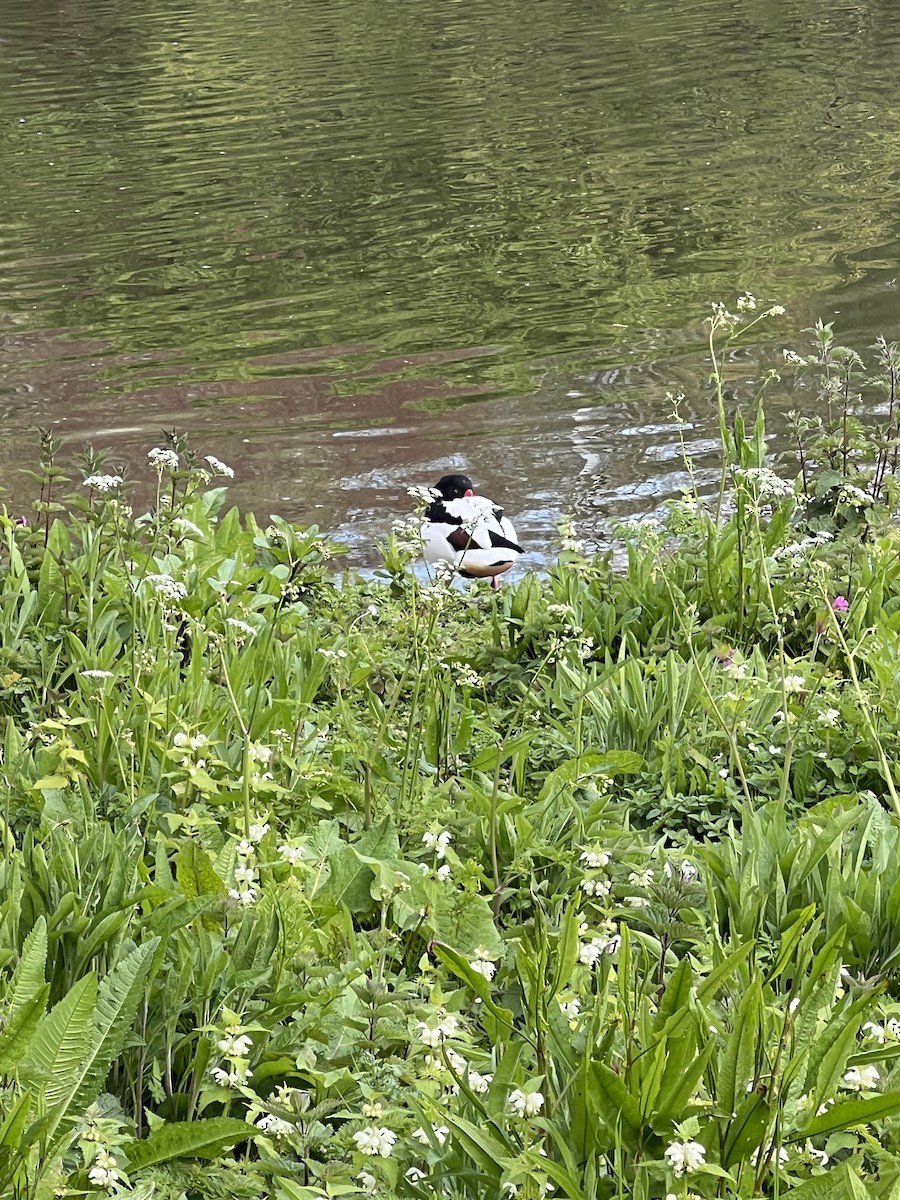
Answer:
[
  {"xmin": 70, "ymin": 940, "xmax": 158, "ymax": 1116},
  {"xmin": 20, "ymin": 973, "xmax": 97, "ymax": 1110},
  {"xmin": 8, "ymin": 916, "xmax": 47, "ymax": 1016}
]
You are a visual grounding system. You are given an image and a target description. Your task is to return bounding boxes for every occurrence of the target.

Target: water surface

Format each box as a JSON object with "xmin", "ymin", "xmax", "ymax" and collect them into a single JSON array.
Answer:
[{"xmin": 2, "ymin": 0, "xmax": 900, "ymax": 563}]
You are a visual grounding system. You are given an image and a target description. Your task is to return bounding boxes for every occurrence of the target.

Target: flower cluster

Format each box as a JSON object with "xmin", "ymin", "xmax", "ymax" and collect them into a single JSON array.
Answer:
[{"xmin": 83, "ymin": 474, "xmax": 124, "ymax": 493}]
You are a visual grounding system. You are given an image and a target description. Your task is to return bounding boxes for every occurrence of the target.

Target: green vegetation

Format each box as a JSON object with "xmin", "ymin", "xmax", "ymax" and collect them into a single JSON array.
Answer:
[{"xmin": 7, "ymin": 306, "xmax": 900, "ymax": 1198}]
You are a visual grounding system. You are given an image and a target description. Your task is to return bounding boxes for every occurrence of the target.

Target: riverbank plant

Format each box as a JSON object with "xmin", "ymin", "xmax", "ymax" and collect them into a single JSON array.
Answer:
[{"xmin": 4, "ymin": 308, "xmax": 900, "ymax": 1197}]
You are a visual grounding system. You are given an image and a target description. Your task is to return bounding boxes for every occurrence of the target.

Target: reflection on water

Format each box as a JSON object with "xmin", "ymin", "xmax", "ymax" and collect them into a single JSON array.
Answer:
[{"xmin": 1, "ymin": 0, "xmax": 900, "ymax": 564}]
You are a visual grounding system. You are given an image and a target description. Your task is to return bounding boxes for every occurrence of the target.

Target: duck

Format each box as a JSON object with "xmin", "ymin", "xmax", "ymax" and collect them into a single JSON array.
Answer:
[{"xmin": 421, "ymin": 473, "xmax": 523, "ymax": 588}]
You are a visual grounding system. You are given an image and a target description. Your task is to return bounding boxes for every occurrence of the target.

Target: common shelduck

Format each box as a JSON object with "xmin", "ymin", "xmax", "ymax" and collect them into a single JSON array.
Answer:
[{"xmin": 421, "ymin": 474, "xmax": 523, "ymax": 588}]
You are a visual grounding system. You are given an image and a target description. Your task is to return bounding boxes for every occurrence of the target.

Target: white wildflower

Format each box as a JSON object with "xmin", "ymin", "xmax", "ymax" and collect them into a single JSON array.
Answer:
[
  {"xmin": 88, "ymin": 1150, "xmax": 120, "ymax": 1189},
  {"xmin": 228, "ymin": 887, "xmax": 257, "ymax": 906},
  {"xmin": 580, "ymin": 878, "xmax": 612, "ymax": 897},
  {"xmin": 559, "ymin": 996, "xmax": 581, "ymax": 1021},
  {"xmin": 422, "ymin": 830, "xmax": 452, "ymax": 859},
  {"xmin": 226, "ymin": 617, "xmax": 256, "ymax": 638},
  {"xmin": 782, "ymin": 674, "xmax": 806, "ymax": 693},
  {"xmin": 436, "ymin": 863, "xmax": 452, "ymax": 883},
  {"xmin": 416, "ymin": 1014, "xmax": 459, "ymax": 1046},
  {"xmin": 407, "ymin": 485, "xmax": 441, "ymax": 504},
  {"xmin": 80, "ymin": 669, "xmax": 115, "ymax": 680},
  {"xmin": 580, "ymin": 848, "xmax": 611, "ymax": 869},
  {"xmin": 628, "ymin": 868, "xmax": 654, "ymax": 887},
  {"xmin": 733, "ymin": 467, "xmax": 795, "ymax": 500},
  {"xmin": 217, "ymin": 1033, "xmax": 253, "ymax": 1057},
  {"xmin": 145, "ymin": 573, "xmax": 187, "ymax": 603},
  {"xmin": 353, "ymin": 1126, "xmax": 397, "ymax": 1157},
  {"xmin": 509, "ymin": 1089, "xmax": 544, "ymax": 1117},
  {"xmin": 233, "ymin": 864, "xmax": 257, "ymax": 886},
  {"xmin": 204, "ymin": 454, "xmax": 234, "ymax": 478},
  {"xmin": 469, "ymin": 947, "xmax": 497, "ymax": 980},
  {"xmin": 357, "ymin": 1171, "xmax": 377, "ymax": 1192},
  {"xmin": 736, "ymin": 292, "xmax": 757, "ymax": 311},
  {"xmin": 278, "ymin": 842, "xmax": 305, "ymax": 866},
  {"xmin": 147, "ymin": 447, "xmax": 179, "ymax": 472},
  {"xmin": 843, "ymin": 1065, "xmax": 880, "ymax": 1091},
  {"xmin": 664, "ymin": 1140, "xmax": 706, "ymax": 1177},
  {"xmin": 467, "ymin": 1070, "xmax": 492, "ymax": 1094},
  {"xmin": 406, "ymin": 1167, "xmax": 427, "ymax": 1183},
  {"xmin": 256, "ymin": 1113, "xmax": 294, "ymax": 1137},
  {"xmin": 82, "ymin": 474, "xmax": 123, "ymax": 493},
  {"xmin": 248, "ymin": 820, "xmax": 270, "ymax": 843},
  {"xmin": 863, "ymin": 1021, "xmax": 886, "ymax": 1043}
]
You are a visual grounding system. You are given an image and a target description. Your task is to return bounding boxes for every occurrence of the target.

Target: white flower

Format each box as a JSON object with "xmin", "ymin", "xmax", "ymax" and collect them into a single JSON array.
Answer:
[
  {"xmin": 509, "ymin": 1089, "xmax": 544, "ymax": 1117},
  {"xmin": 235, "ymin": 839, "xmax": 253, "ymax": 858},
  {"xmin": 580, "ymin": 849, "xmax": 611, "ymax": 868},
  {"xmin": 88, "ymin": 1150, "xmax": 120, "ymax": 1189},
  {"xmin": 422, "ymin": 830, "xmax": 452, "ymax": 859},
  {"xmin": 769, "ymin": 304, "xmax": 786, "ymax": 316},
  {"xmin": 83, "ymin": 474, "xmax": 123, "ymax": 493},
  {"xmin": 843, "ymin": 1065, "xmax": 880, "ymax": 1091},
  {"xmin": 256, "ymin": 1113, "xmax": 294, "ymax": 1137},
  {"xmin": 204, "ymin": 454, "xmax": 235, "ymax": 478},
  {"xmin": 145, "ymin": 573, "xmax": 188, "ymax": 603},
  {"xmin": 172, "ymin": 517, "xmax": 203, "ymax": 536},
  {"xmin": 217, "ymin": 1033, "xmax": 253, "ymax": 1057},
  {"xmin": 733, "ymin": 467, "xmax": 795, "ymax": 500},
  {"xmin": 80, "ymin": 669, "xmax": 115, "ymax": 680},
  {"xmin": 736, "ymin": 292, "xmax": 757, "ymax": 311},
  {"xmin": 233, "ymin": 864, "xmax": 257, "ymax": 886},
  {"xmin": 469, "ymin": 952, "xmax": 497, "ymax": 981},
  {"xmin": 210, "ymin": 1062, "xmax": 252, "ymax": 1087},
  {"xmin": 559, "ymin": 996, "xmax": 581, "ymax": 1020},
  {"xmin": 356, "ymin": 1171, "xmax": 377, "ymax": 1192},
  {"xmin": 580, "ymin": 878, "xmax": 612, "ymax": 897},
  {"xmin": 228, "ymin": 887, "xmax": 257, "ymax": 906},
  {"xmin": 147, "ymin": 447, "xmax": 180, "ymax": 472},
  {"xmin": 887, "ymin": 1018, "xmax": 900, "ymax": 1040},
  {"xmin": 416, "ymin": 1014, "xmax": 459, "ymax": 1045},
  {"xmin": 863, "ymin": 1021, "xmax": 885, "ymax": 1043},
  {"xmin": 467, "ymin": 1069, "xmax": 492, "ymax": 1094},
  {"xmin": 628, "ymin": 868, "xmax": 654, "ymax": 887},
  {"xmin": 406, "ymin": 1167, "xmax": 427, "ymax": 1183},
  {"xmin": 353, "ymin": 1125, "xmax": 397, "ymax": 1157},
  {"xmin": 782, "ymin": 674, "xmax": 806, "ymax": 694},
  {"xmin": 819, "ymin": 707, "xmax": 840, "ymax": 727},
  {"xmin": 248, "ymin": 820, "xmax": 270, "ymax": 843},
  {"xmin": 664, "ymin": 1139, "xmax": 706, "ymax": 1177},
  {"xmin": 436, "ymin": 863, "xmax": 452, "ymax": 882},
  {"xmin": 278, "ymin": 843, "xmax": 305, "ymax": 866},
  {"xmin": 805, "ymin": 1140, "xmax": 828, "ymax": 1167},
  {"xmin": 226, "ymin": 617, "xmax": 256, "ymax": 638},
  {"xmin": 408, "ymin": 485, "xmax": 441, "ymax": 504}
]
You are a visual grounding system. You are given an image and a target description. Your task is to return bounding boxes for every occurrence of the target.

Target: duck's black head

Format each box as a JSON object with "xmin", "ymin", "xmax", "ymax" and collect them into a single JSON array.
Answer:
[{"xmin": 434, "ymin": 473, "xmax": 474, "ymax": 500}]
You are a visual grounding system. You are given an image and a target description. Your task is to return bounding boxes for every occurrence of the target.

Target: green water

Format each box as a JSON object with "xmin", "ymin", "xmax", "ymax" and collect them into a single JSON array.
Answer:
[{"xmin": 2, "ymin": 0, "xmax": 900, "ymax": 559}]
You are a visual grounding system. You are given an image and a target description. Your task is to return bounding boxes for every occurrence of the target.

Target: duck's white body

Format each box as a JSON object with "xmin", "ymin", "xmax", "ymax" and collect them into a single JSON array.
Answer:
[{"xmin": 421, "ymin": 494, "xmax": 522, "ymax": 581}]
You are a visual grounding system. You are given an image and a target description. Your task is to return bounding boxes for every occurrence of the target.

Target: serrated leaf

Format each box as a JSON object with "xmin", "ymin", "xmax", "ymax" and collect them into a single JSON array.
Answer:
[
  {"xmin": 20, "ymin": 973, "xmax": 97, "ymax": 1111},
  {"xmin": 8, "ymin": 917, "xmax": 47, "ymax": 1016},
  {"xmin": 122, "ymin": 1117, "xmax": 252, "ymax": 1169},
  {"xmin": 70, "ymin": 941, "xmax": 157, "ymax": 1114}
]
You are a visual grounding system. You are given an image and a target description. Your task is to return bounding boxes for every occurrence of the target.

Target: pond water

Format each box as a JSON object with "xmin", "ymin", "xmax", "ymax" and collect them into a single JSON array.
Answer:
[{"xmin": 2, "ymin": 0, "xmax": 900, "ymax": 566}]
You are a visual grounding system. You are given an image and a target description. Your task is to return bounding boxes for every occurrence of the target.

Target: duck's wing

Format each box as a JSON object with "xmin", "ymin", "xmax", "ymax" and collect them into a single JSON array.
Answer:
[{"xmin": 488, "ymin": 515, "xmax": 522, "ymax": 555}]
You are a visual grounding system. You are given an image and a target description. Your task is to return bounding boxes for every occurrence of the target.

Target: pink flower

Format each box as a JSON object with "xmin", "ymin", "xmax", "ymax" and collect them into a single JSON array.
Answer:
[{"xmin": 832, "ymin": 596, "xmax": 849, "ymax": 612}]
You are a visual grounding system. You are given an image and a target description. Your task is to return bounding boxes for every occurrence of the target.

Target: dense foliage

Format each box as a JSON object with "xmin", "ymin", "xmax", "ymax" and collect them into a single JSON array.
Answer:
[{"xmin": 6, "ymin": 309, "xmax": 900, "ymax": 1199}]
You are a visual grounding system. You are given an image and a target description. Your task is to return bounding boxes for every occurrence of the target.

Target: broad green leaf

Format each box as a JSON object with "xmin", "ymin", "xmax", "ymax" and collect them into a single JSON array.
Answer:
[
  {"xmin": 0, "ymin": 990, "xmax": 48, "ymax": 1074},
  {"xmin": 123, "ymin": 1117, "xmax": 252, "ymax": 1169},
  {"xmin": 796, "ymin": 1091, "xmax": 900, "ymax": 1139},
  {"xmin": 175, "ymin": 842, "xmax": 224, "ymax": 900},
  {"xmin": 71, "ymin": 941, "xmax": 158, "ymax": 1114},
  {"xmin": 20, "ymin": 974, "xmax": 97, "ymax": 1111}
]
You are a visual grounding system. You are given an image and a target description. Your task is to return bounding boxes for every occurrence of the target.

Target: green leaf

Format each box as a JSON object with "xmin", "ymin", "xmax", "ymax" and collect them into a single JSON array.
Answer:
[
  {"xmin": 442, "ymin": 1115, "xmax": 507, "ymax": 1179},
  {"xmin": 796, "ymin": 1091, "xmax": 900, "ymax": 1139},
  {"xmin": 8, "ymin": 917, "xmax": 47, "ymax": 1017},
  {"xmin": 20, "ymin": 973, "xmax": 97, "ymax": 1111},
  {"xmin": 71, "ymin": 941, "xmax": 158, "ymax": 1114},
  {"xmin": 589, "ymin": 1061, "xmax": 643, "ymax": 1151},
  {"xmin": 175, "ymin": 842, "xmax": 225, "ymax": 900},
  {"xmin": 123, "ymin": 1117, "xmax": 252, "ymax": 1169},
  {"xmin": 0, "ymin": 990, "xmax": 48, "ymax": 1074}
]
